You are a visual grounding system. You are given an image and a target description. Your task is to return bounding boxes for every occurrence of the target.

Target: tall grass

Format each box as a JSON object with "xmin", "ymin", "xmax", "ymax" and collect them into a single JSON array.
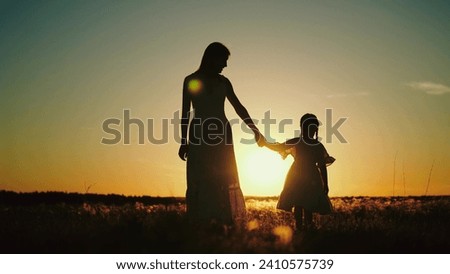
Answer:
[{"xmin": 1, "ymin": 195, "xmax": 449, "ymax": 253}]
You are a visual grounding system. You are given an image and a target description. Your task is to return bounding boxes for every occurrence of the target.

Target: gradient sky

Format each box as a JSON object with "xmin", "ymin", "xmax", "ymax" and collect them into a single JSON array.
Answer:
[{"xmin": 1, "ymin": 0, "xmax": 449, "ymax": 197}]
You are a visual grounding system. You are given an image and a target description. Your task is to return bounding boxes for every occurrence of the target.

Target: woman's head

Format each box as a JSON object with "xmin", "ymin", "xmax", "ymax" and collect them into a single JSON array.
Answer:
[
  {"xmin": 300, "ymin": 113, "xmax": 320, "ymax": 140},
  {"xmin": 198, "ymin": 42, "xmax": 230, "ymax": 74}
]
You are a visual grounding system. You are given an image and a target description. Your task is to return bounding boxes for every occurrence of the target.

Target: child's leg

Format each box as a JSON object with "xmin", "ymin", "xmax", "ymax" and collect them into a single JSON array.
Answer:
[
  {"xmin": 293, "ymin": 206, "xmax": 303, "ymax": 230},
  {"xmin": 304, "ymin": 210, "xmax": 313, "ymax": 227}
]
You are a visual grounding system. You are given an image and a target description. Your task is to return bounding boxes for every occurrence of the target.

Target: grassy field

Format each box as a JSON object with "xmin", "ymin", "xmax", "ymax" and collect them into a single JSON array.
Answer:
[{"xmin": 0, "ymin": 192, "xmax": 449, "ymax": 253}]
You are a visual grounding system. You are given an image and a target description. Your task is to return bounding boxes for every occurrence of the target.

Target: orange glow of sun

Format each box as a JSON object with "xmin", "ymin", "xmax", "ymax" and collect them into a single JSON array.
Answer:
[{"xmin": 237, "ymin": 148, "xmax": 293, "ymax": 196}]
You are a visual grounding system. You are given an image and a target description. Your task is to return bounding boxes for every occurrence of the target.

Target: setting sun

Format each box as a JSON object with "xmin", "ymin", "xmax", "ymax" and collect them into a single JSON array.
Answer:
[{"xmin": 238, "ymin": 147, "xmax": 293, "ymax": 196}]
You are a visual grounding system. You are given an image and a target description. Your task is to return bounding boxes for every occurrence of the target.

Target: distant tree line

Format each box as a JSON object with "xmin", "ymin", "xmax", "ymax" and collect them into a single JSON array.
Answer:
[{"xmin": 0, "ymin": 190, "xmax": 184, "ymax": 206}]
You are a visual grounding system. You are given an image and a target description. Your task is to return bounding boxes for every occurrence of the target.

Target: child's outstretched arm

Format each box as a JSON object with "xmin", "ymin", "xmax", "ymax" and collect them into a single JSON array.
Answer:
[
  {"xmin": 264, "ymin": 137, "xmax": 300, "ymax": 159},
  {"xmin": 265, "ymin": 141, "xmax": 297, "ymax": 160},
  {"xmin": 264, "ymin": 141, "xmax": 288, "ymax": 153},
  {"xmin": 264, "ymin": 137, "xmax": 300, "ymax": 152}
]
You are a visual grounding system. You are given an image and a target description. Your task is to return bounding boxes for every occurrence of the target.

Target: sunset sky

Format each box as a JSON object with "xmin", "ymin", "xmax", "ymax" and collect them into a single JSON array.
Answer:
[{"xmin": 1, "ymin": 0, "xmax": 449, "ymax": 197}]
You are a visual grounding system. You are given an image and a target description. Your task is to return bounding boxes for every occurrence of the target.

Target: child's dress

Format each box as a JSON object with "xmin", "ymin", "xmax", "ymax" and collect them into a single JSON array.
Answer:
[{"xmin": 277, "ymin": 137, "xmax": 335, "ymax": 214}]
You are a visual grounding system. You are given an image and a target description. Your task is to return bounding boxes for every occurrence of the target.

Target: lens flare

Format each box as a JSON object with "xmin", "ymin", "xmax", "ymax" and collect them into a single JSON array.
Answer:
[
  {"xmin": 272, "ymin": 225, "xmax": 293, "ymax": 245},
  {"xmin": 247, "ymin": 219, "xmax": 260, "ymax": 231},
  {"xmin": 188, "ymin": 79, "xmax": 203, "ymax": 94}
]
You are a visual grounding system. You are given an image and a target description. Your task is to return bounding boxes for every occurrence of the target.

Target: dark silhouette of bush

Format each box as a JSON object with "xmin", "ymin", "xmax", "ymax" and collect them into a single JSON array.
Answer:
[{"xmin": 0, "ymin": 190, "xmax": 183, "ymax": 206}]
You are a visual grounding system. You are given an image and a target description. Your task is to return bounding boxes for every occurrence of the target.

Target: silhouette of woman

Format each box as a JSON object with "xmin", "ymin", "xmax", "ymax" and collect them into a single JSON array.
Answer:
[{"xmin": 178, "ymin": 42, "xmax": 263, "ymax": 225}]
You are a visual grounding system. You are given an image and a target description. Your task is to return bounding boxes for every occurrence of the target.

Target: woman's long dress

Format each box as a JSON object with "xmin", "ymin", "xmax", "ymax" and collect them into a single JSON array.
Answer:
[{"xmin": 186, "ymin": 75, "xmax": 246, "ymax": 224}]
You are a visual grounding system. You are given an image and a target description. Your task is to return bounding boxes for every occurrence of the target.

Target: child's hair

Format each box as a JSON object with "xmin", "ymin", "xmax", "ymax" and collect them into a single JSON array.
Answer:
[{"xmin": 300, "ymin": 113, "xmax": 320, "ymax": 140}]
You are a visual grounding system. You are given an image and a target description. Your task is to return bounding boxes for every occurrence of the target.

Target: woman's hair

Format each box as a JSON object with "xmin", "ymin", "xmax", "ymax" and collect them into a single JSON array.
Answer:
[
  {"xmin": 300, "ymin": 113, "xmax": 320, "ymax": 140},
  {"xmin": 198, "ymin": 42, "xmax": 230, "ymax": 72}
]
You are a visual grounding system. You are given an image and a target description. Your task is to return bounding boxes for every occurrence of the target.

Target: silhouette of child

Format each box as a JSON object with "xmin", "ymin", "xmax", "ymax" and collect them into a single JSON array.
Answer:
[{"xmin": 264, "ymin": 113, "xmax": 335, "ymax": 231}]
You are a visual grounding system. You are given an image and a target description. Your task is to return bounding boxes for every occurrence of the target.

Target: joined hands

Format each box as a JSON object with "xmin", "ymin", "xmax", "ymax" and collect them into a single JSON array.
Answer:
[{"xmin": 255, "ymin": 132, "xmax": 267, "ymax": 147}]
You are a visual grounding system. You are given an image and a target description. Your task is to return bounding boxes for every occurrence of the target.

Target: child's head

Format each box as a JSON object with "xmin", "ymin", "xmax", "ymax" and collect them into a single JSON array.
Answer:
[{"xmin": 300, "ymin": 113, "xmax": 320, "ymax": 140}]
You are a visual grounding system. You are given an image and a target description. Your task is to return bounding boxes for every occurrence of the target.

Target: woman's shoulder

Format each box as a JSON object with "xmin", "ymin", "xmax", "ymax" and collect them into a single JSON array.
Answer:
[
  {"xmin": 184, "ymin": 73, "xmax": 230, "ymax": 86},
  {"xmin": 183, "ymin": 72, "xmax": 207, "ymax": 91},
  {"xmin": 184, "ymin": 72, "xmax": 201, "ymax": 82},
  {"xmin": 217, "ymin": 75, "xmax": 232, "ymax": 89}
]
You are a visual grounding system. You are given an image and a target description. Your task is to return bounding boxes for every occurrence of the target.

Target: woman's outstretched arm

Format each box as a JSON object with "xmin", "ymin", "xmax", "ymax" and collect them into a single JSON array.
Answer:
[
  {"xmin": 178, "ymin": 77, "xmax": 191, "ymax": 160},
  {"xmin": 224, "ymin": 78, "xmax": 263, "ymax": 145}
]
